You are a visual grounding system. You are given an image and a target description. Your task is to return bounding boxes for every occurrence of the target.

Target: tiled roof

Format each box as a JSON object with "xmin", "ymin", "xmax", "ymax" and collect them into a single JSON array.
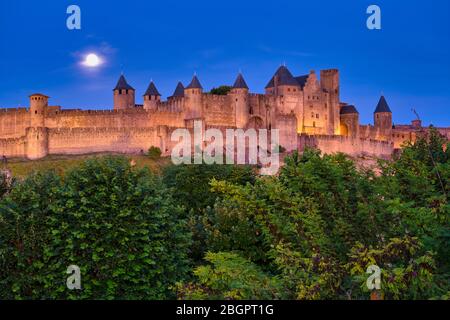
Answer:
[
  {"xmin": 374, "ymin": 96, "xmax": 392, "ymax": 113},
  {"xmin": 186, "ymin": 75, "xmax": 203, "ymax": 89},
  {"xmin": 233, "ymin": 73, "xmax": 249, "ymax": 89},
  {"xmin": 172, "ymin": 82, "xmax": 185, "ymax": 97},
  {"xmin": 340, "ymin": 105, "xmax": 359, "ymax": 114},
  {"xmin": 294, "ymin": 75, "xmax": 309, "ymax": 89},
  {"xmin": 113, "ymin": 75, "xmax": 134, "ymax": 91},
  {"xmin": 265, "ymin": 66, "xmax": 300, "ymax": 88},
  {"xmin": 144, "ymin": 81, "xmax": 161, "ymax": 96}
]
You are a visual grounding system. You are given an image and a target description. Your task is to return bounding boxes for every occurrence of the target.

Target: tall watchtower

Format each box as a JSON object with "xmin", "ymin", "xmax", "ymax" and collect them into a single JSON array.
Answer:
[
  {"xmin": 184, "ymin": 75, "xmax": 203, "ymax": 119},
  {"xmin": 26, "ymin": 93, "xmax": 49, "ymax": 160},
  {"xmin": 374, "ymin": 95, "xmax": 393, "ymax": 141},
  {"xmin": 113, "ymin": 74, "xmax": 135, "ymax": 110},
  {"xmin": 230, "ymin": 73, "xmax": 249, "ymax": 128},
  {"xmin": 143, "ymin": 81, "xmax": 161, "ymax": 111}
]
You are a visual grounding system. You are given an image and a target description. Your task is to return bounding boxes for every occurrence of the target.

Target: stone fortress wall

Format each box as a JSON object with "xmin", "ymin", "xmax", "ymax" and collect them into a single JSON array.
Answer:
[{"xmin": 0, "ymin": 66, "xmax": 448, "ymax": 161}]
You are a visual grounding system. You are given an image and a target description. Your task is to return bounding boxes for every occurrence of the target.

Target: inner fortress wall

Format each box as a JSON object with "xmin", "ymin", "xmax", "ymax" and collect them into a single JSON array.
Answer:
[
  {"xmin": 202, "ymin": 94, "xmax": 236, "ymax": 127},
  {"xmin": 44, "ymin": 109, "xmax": 185, "ymax": 129},
  {"xmin": 48, "ymin": 127, "xmax": 161, "ymax": 155},
  {"xmin": 0, "ymin": 108, "xmax": 30, "ymax": 138}
]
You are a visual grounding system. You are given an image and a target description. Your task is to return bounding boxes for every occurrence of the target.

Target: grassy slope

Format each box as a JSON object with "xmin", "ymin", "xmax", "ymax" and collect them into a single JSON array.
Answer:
[{"xmin": 4, "ymin": 153, "xmax": 171, "ymax": 178}]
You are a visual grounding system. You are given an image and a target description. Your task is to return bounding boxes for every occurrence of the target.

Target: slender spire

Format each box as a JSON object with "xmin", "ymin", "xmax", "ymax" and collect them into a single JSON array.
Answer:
[
  {"xmin": 144, "ymin": 81, "xmax": 161, "ymax": 96},
  {"xmin": 172, "ymin": 81, "xmax": 185, "ymax": 97},
  {"xmin": 374, "ymin": 95, "xmax": 392, "ymax": 113},
  {"xmin": 233, "ymin": 73, "xmax": 249, "ymax": 89},
  {"xmin": 113, "ymin": 74, "xmax": 134, "ymax": 91},
  {"xmin": 186, "ymin": 75, "xmax": 203, "ymax": 89}
]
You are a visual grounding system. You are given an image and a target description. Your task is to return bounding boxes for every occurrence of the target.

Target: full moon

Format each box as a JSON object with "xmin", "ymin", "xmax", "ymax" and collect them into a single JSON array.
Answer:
[{"xmin": 83, "ymin": 53, "xmax": 101, "ymax": 67}]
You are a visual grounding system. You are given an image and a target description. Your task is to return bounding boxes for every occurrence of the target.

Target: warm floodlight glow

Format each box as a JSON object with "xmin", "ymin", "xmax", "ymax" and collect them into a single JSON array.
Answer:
[{"xmin": 83, "ymin": 53, "xmax": 101, "ymax": 67}]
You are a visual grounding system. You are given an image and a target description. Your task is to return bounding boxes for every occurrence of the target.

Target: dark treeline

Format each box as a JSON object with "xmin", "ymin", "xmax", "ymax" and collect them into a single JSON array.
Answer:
[{"xmin": 0, "ymin": 129, "xmax": 448, "ymax": 300}]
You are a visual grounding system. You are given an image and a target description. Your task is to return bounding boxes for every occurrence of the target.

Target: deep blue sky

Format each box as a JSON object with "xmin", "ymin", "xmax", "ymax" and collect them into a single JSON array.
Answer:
[{"xmin": 0, "ymin": 0, "xmax": 449, "ymax": 126}]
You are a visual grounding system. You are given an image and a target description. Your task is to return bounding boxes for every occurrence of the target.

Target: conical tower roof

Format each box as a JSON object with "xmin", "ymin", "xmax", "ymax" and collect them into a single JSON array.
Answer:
[
  {"xmin": 265, "ymin": 65, "xmax": 300, "ymax": 88},
  {"xmin": 233, "ymin": 73, "xmax": 249, "ymax": 89},
  {"xmin": 186, "ymin": 75, "xmax": 203, "ymax": 89},
  {"xmin": 144, "ymin": 81, "xmax": 161, "ymax": 96},
  {"xmin": 113, "ymin": 74, "xmax": 134, "ymax": 91},
  {"xmin": 374, "ymin": 95, "xmax": 392, "ymax": 113},
  {"xmin": 172, "ymin": 82, "xmax": 185, "ymax": 97}
]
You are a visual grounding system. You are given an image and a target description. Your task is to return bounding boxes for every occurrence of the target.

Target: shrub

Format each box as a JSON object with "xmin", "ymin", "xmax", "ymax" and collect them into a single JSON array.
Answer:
[
  {"xmin": 147, "ymin": 146, "xmax": 162, "ymax": 159},
  {"xmin": 0, "ymin": 156, "xmax": 191, "ymax": 299}
]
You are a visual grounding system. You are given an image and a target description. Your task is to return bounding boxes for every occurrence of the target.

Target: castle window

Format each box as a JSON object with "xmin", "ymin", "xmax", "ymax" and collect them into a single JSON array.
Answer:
[
  {"xmin": 316, "ymin": 114, "xmax": 319, "ymax": 119},
  {"xmin": 313, "ymin": 121, "xmax": 316, "ymax": 127},
  {"xmin": 35, "ymin": 111, "xmax": 37, "ymax": 114},
  {"xmin": 288, "ymin": 88, "xmax": 291, "ymax": 92},
  {"xmin": 325, "ymin": 103, "xmax": 327, "ymax": 109},
  {"xmin": 126, "ymin": 90, "xmax": 129, "ymax": 94},
  {"xmin": 311, "ymin": 112, "xmax": 314, "ymax": 118}
]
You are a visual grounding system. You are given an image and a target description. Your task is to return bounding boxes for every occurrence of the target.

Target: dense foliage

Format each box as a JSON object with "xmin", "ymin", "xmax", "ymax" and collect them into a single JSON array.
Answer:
[
  {"xmin": 0, "ymin": 157, "xmax": 191, "ymax": 299},
  {"xmin": 178, "ymin": 129, "xmax": 449, "ymax": 300},
  {"xmin": 209, "ymin": 86, "xmax": 232, "ymax": 95},
  {"xmin": 147, "ymin": 146, "xmax": 162, "ymax": 159},
  {"xmin": 0, "ymin": 129, "xmax": 448, "ymax": 300}
]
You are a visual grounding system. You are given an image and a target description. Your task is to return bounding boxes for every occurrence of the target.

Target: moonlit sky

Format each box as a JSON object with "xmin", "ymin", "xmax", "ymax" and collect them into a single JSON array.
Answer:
[{"xmin": 0, "ymin": 0, "xmax": 449, "ymax": 126}]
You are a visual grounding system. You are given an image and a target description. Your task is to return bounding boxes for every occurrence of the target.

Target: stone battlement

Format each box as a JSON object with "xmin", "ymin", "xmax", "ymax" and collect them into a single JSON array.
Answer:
[{"xmin": 1, "ymin": 65, "xmax": 448, "ymax": 160}]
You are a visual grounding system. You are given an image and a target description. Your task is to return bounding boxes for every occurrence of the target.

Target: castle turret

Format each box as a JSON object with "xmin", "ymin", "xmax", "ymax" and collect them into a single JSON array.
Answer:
[
  {"xmin": 339, "ymin": 104, "xmax": 359, "ymax": 137},
  {"xmin": 26, "ymin": 93, "xmax": 49, "ymax": 160},
  {"xmin": 265, "ymin": 65, "xmax": 301, "ymax": 96},
  {"xmin": 113, "ymin": 74, "xmax": 135, "ymax": 110},
  {"xmin": 29, "ymin": 93, "xmax": 48, "ymax": 127},
  {"xmin": 374, "ymin": 95, "xmax": 393, "ymax": 141},
  {"xmin": 184, "ymin": 75, "xmax": 203, "ymax": 119},
  {"xmin": 169, "ymin": 82, "xmax": 185, "ymax": 99},
  {"xmin": 230, "ymin": 73, "xmax": 249, "ymax": 128},
  {"xmin": 320, "ymin": 69, "xmax": 340, "ymax": 135},
  {"xmin": 143, "ymin": 81, "xmax": 161, "ymax": 111}
]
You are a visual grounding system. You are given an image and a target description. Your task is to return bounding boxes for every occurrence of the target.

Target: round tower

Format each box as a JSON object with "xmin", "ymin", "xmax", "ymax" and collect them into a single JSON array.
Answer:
[
  {"xmin": 374, "ymin": 95, "xmax": 393, "ymax": 141},
  {"xmin": 184, "ymin": 75, "xmax": 203, "ymax": 119},
  {"xmin": 143, "ymin": 81, "xmax": 161, "ymax": 111},
  {"xmin": 29, "ymin": 93, "xmax": 48, "ymax": 127},
  {"xmin": 26, "ymin": 93, "xmax": 49, "ymax": 160},
  {"xmin": 230, "ymin": 73, "xmax": 249, "ymax": 128},
  {"xmin": 113, "ymin": 74, "xmax": 135, "ymax": 110}
]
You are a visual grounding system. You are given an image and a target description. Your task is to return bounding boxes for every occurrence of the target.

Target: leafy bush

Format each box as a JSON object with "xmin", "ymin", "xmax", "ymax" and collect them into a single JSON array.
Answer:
[
  {"xmin": 177, "ymin": 252, "xmax": 282, "ymax": 300},
  {"xmin": 209, "ymin": 86, "xmax": 232, "ymax": 95},
  {"xmin": 162, "ymin": 163, "xmax": 256, "ymax": 262},
  {"xmin": 147, "ymin": 146, "xmax": 162, "ymax": 159},
  {"xmin": 0, "ymin": 156, "xmax": 191, "ymax": 299}
]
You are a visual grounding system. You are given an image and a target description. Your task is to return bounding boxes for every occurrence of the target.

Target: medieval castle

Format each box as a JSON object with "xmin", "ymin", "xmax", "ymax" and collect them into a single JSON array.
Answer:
[{"xmin": 0, "ymin": 65, "xmax": 449, "ymax": 160}]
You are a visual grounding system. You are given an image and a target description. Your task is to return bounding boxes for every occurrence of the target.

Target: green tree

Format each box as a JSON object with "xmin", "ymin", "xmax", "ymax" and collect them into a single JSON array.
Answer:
[
  {"xmin": 0, "ymin": 156, "xmax": 191, "ymax": 299},
  {"xmin": 176, "ymin": 252, "xmax": 283, "ymax": 300},
  {"xmin": 162, "ymin": 163, "xmax": 256, "ymax": 262},
  {"xmin": 209, "ymin": 86, "xmax": 232, "ymax": 95}
]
